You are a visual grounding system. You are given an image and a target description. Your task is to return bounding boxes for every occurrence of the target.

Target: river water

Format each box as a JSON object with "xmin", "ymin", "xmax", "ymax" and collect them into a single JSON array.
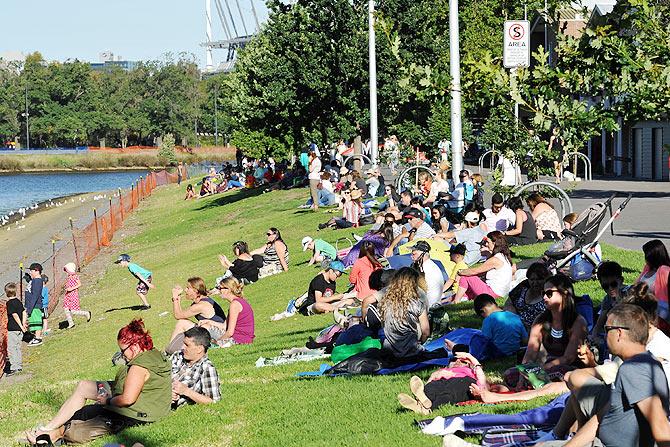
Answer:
[{"xmin": 0, "ymin": 171, "xmax": 147, "ymax": 217}]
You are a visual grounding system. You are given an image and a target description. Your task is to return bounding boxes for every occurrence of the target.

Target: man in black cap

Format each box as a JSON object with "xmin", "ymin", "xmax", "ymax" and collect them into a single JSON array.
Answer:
[
  {"xmin": 409, "ymin": 240, "xmax": 445, "ymax": 308},
  {"xmin": 385, "ymin": 208, "xmax": 437, "ymax": 256}
]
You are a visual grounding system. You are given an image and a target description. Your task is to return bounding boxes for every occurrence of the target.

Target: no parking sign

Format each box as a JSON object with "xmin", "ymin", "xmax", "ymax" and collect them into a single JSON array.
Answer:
[{"xmin": 503, "ymin": 20, "xmax": 530, "ymax": 68}]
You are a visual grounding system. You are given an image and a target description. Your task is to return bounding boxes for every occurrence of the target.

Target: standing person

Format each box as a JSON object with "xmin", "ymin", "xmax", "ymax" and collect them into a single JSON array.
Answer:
[
  {"xmin": 307, "ymin": 151, "xmax": 322, "ymax": 211},
  {"xmin": 200, "ymin": 277, "xmax": 255, "ymax": 348},
  {"xmin": 114, "ymin": 254, "xmax": 154, "ymax": 310},
  {"xmin": 548, "ymin": 127, "xmax": 564, "ymax": 184},
  {"xmin": 24, "ymin": 263, "xmax": 44, "ymax": 347},
  {"xmin": 41, "ymin": 274, "xmax": 50, "ymax": 336},
  {"xmin": 177, "ymin": 161, "xmax": 185, "ymax": 185},
  {"xmin": 63, "ymin": 263, "xmax": 91, "ymax": 329},
  {"xmin": 5, "ymin": 283, "xmax": 26, "ymax": 376}
]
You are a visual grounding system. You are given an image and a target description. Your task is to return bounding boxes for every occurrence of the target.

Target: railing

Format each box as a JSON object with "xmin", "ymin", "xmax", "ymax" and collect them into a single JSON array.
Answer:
[
  {"xmin": 343, "ymin": 154, "xmax": 372, "ymax": 170},
  {"xmin": 512, "ymin": 181, "xmax": 573, "ymax": 218},
  {"xmin": 395, "ymin": 165, "xmax": 435, "ymax": 191},
  {"xmin": 563, "ymin": 152, "xmax": 592, "ymax": 181},
  {"xmin": 478, "ymin": 149, "xmax": 499, "ymax": 173}
]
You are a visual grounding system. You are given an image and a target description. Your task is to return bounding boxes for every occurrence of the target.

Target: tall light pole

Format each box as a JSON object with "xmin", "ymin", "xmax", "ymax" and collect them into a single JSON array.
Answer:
[
  {"xmin": 205, "ymin": 0, "xmax": 214, "ymax": 70},
  {"xmin": 24, "ymin": 84, "xmax": 30, "ymax": 149},
  {"xmin": 449, "ymin": 0, "xmax": 463, "ymax": 183},
  {"xmin": 368, "ymin": 0, "xmax": 379, "ymax": 167}
]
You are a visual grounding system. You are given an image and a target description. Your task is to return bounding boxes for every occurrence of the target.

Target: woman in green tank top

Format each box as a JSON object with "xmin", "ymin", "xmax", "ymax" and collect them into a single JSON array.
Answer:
[{"xmin": 25, "ymin": 319, "xmax": 172, "ymax": 445}]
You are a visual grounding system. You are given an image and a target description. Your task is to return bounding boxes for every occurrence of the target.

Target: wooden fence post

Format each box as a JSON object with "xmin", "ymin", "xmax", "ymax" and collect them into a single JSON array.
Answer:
[
  {"xmin": 119, "ymin": 188, "xmax": 124, "ymax": 221},
  {"xmin": 51, "ymin": 240, "xmax": 57, "ymax": 296},
  {"xmin": 69, "ymin": 218, "xmax": 81, "ymax": 270},
  {"xmin": 93, "ymin": 208, "xmax": 101, "ymax": 250}
]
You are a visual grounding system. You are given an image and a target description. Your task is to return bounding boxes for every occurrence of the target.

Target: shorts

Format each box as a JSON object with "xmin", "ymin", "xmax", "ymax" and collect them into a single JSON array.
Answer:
[
  {"xmin": 62, "ymin": 403, "xmax": 145, "ymax": 444},
  {"xmin": 259, "ymin": 263, "xmax": 283, "ymax": 279},
  {"xmin": 28, "ymin": 308, "xmax": 44, "ymax": 332},
  {"xmin": 298, "ymin": 302, "xmax": 317, "ymax": 316},
  {"xmin": 575, "ymin": 376, "xmax": 611, "ymax": 419},
  {"xmin": 136, "ymin": 276, "xmax": 152, "ymax": 295}
]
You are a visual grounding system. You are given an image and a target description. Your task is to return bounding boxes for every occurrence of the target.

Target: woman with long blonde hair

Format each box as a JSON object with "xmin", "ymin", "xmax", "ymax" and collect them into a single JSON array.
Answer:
[
  {"xmin": 200, "ymin": 277, "xmax": 255, "ymax": 348},
  {"xmin": 379, "ymin": 267, "xmax": 430, "ymax": 358}
]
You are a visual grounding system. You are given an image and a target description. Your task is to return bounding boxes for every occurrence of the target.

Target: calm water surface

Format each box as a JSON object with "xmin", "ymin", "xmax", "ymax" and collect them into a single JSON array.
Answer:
[{"xmin": 0, "ymin": 171, "xmax": 147, "ymax": 217}]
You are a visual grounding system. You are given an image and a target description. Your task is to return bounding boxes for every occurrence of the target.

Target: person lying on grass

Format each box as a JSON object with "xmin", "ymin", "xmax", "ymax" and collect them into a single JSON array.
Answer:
[
  {"xmin": 198, "ymin": 277, "xmax": 255, "ymax": 348},
  {"xmin": 171, "ymin": 326, "xmax": 221, "ymax": 407},
  {"xmin": 165, "ymin": 277, "xmax": 227, "ymax": 355},
  {"xmin": 26, "ymin": 319, "xmax": 171, "ymax": 446}
]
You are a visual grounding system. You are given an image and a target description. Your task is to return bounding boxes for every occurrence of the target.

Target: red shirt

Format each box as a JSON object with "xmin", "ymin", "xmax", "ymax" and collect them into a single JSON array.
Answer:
[{"xmin": 349, "ymin": 256, "xmax": 381, "ymax": 299}]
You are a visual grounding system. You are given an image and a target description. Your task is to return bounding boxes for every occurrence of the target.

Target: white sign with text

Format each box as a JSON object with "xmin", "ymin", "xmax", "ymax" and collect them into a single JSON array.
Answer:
[{"xmin": 503, "ymin": 20, "xmax": 530, "ymax": 68}]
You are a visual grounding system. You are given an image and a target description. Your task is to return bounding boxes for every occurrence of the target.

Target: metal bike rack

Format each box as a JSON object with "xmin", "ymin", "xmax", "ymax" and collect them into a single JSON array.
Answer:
[
  {"xmin": 343, "ymin": 154, "xmax": 372, "ymax": 170},
  {"xmin": 478, "ymin": 149, "xmax": 499, "ymax": 173},
  {"xmin": 562, "ymin": 152, "xmax": 592, "ymax": 181},
  {"xmin": 395, "ymin": 165, "xmax": 435, "ymax": 191},
  {"xmin": 512, "ymin": 181, "xmax": 574, "ymax": 218}
]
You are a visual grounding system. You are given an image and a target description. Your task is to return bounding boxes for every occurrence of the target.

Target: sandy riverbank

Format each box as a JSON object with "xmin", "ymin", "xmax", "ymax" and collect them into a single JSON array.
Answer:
[{"xmin": 0, "ymin": 191, "xmax": 113, "ymax": 292}]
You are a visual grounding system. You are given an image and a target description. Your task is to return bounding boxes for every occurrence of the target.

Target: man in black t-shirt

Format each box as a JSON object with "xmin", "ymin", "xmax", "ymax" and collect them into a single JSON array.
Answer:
[
  {"xmin": 298, "ymin": 261, "xmax": 352, "ymax": 316},
  {"xmin": 5, "ymin": 282, "xmax": 26, "ymax": 375}
]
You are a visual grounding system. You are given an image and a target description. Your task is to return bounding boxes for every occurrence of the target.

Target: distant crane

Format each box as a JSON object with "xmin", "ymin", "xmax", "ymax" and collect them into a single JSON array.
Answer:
[{"xmin": 203, "ymin": 0, "xmax": 267, "ymax": 73}]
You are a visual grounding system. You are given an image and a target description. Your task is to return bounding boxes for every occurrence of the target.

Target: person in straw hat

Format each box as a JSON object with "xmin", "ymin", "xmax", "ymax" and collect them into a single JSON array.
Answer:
[{"xmin": 318, "ymin": 188, "xmax": 364, "ymax": 230}]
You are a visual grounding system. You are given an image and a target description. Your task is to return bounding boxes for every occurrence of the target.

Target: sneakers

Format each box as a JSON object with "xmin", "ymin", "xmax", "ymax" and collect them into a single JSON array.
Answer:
[
  {"xmin": 5, "ymin": 368, "xmax": 22, "ymax": 376},
  {"xmin": 27, "ymin": 338, "xmax": 43, "ymax": 347},
  {"xmin": 86, "ymin": 311, "xmax": 92, "ymax": 322},
  {"xmin": 298, "ymin": 204, "xmax": 311, "ymax": 209},
  {"xmin": 317, "ymin": 223, "xmax": 328, "ymax": 230},
  {"xmin": 285, "ymin": 299, "xmax": 297, "ymax": 315},
  {"xmin": 352, "ymin": 233, "xmax": 363, "ymax": 242}
]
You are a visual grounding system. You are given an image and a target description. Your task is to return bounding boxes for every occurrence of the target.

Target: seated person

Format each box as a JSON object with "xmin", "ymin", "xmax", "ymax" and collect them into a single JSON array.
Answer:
[
  {"xmin": 472, "ymin": 293, "xmax": 527, "ymax": 357},
  {"xmin": 379, "ymin": 267, "xmax": 430, "ymax": 358},
  {"xmin": 349, "ymin": 241, "xmax": 383, "ymax": 301},
  {"xmin": 430, "ymin": 205, "xmax": 451, "ymax": 234},
  {"xmin": 342, "ymin": 216, "xmax": 395, "ymax": 267},
  {"xmin": 199, "ymin": 277, "xmax": 255, "ymax": 348},
  {"xmin": 218, "ymin": 241, "xmax": 261, "ymax": 284},
  {"xmin": 171, "ymin": 326, "xmax": 221, "ymax": 407},
  {"xmin": 25, "ymin": 319, "xmax": 171, "ymax": 445},
  {"xmin": 318, "ymin": 189, "xmax": 363, "ymax": 229},
  {"xmin": 637, "ymin": 239, "xmax": 670, "ymax": 335},
  {"xmin": 482, "ymin": 193, "xmax": 516, "ymax": 232},
  {"xmin": 512, "ymin": 274, "xmax": 587, "ymax": 386},
  {"xmin": 502, "ymin": 196, "xmax": 537, "ymax": 246},
  {"xmin": 504, "ymin": 262, "xmax": 551, "ymax": 331},
  {"xmin": 537, "ymin": 304, "xmax": 670, "ymax": 447},
  {"xmin": 296, "ymin": 261, "xmax": 353, "ymax": 315},
  {"xmin": 444, "ymin": 170, "xmax": 471, "ymax": 211},
  {"xmin": 361, "ymin": 268, "xmax": 397, "ymax": 323},
  {"xmin": 442, "ymin": 243, "xmax": 468, "ymax": 295},
  {"xmin": 434, "ymin": 211, "xmax": 486, "ymax": 265},
  {"xmin": 385, "ymin": 208, "xmax": 436, "ymax": 257},
  {"xmin": 302, "ymin": 236, "xmax": 338, "ymax": 267},
  {"xmin": 591, "ymin": 261, "xmax": 629, "ymax": 345},
  {"xmin": 166, "ymin": 277, "xmax": 227, "ymax": 354},
  {"xmin": 184, "ymin": 184, "xmax": 196, "ymax": 200},
  {"xmin": 526, "ymin": 192, "xmax": 563, "ymax": 240},
  {"xmin": 409, "ymin": 240, "xmax": 446, "ymax": 308},
  {"xmin": 450, "ymin": 231, "xmax": 514, "ymax": 303},
  {"xmin": 251, "ymin": 227, "xmax": 289, "ymax": 277}
]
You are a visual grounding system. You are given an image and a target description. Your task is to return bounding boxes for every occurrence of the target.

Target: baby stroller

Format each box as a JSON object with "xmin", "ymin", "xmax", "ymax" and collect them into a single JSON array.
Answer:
[{"xmin": 544, "ymin": 193, "xmax": 632, "ymax": 280}]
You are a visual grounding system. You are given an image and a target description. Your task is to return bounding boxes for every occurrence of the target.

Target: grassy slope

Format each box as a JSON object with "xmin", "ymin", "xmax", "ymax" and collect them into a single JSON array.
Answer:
[{"xmin": 0, "ymin": 185, "xmax": 645, "ymax": 447}]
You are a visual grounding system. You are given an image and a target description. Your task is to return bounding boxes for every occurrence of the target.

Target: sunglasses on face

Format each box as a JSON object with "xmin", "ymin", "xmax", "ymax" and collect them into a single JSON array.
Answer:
[
  {"xmin": 600, "ymin": 280, "xmax": 619, "ymax": 290},
  {"xmin": 266, "ymin": 232, "xmax": 275, "ymax": 236},
  {"xmin": 543, "ymin": 289, "xmax": 559, "ymax": 298},
  {"xmin": 604, "ymin": 325, "xmax": 630, "ymax": 333}
]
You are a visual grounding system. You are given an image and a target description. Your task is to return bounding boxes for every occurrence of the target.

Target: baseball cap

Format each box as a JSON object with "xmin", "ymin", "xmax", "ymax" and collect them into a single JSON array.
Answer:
[
  {"xmin": 464, "ymin": 211, "xmax": 480, "ymax": 223},
  {"xmin": 409, "ymin": 240, "xmax": 431, "ymax": 253},
  {"xmin": 449, "ymin": 243, "xmax": 467, "ymax": 256},
  {"xmin": 114, "ymin": 254, "xmax": 131, "ymax": 264},
  {"xmin": 301, "ymin": 236, "xmax": 313, "ymax": 251},
  {"xmin": 328, "ymin": 260, "xmax": 346, "ymax": 273},
  {"xmin": 403, "ymin": 208, "xmax": 424, "ymax": 220}
]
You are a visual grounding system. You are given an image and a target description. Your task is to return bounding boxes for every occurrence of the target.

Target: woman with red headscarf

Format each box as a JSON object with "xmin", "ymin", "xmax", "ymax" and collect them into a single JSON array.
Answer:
[{"xmin": 26, "ymin": 319, "xmax": 172, "ymax": 445}]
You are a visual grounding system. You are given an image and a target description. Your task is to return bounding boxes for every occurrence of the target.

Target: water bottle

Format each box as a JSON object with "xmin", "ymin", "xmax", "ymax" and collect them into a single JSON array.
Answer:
[{"xmin": 97, "ymin": 383, "xmax": 107, "ymax": 400}]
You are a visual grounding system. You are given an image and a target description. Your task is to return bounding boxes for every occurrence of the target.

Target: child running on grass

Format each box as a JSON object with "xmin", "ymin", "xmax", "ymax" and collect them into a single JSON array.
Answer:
[
  {"xmin": 63, "ymin": 263, "xmax": 91, "ymax": 329},
  {"xmin": 114, "ymin": 254, "xmax": 154, "ymax": 309}
]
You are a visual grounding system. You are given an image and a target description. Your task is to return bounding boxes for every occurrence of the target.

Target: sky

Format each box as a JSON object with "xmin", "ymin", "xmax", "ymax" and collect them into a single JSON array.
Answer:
[{"xmin": 1, "ymin": 0, "xmax": 269, "ymax": 68}]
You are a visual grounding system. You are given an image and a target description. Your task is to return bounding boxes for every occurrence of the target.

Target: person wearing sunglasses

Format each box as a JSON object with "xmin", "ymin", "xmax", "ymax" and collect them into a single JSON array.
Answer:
[
  {"xmin": 217, "ymin": 241, "xmax": 260, "ymax": 285},
  {"xmin": 251, "ymin": 228, "xmax": 289, "ymax": 278},
  {"xmin": 26, "ymin": 319, "xmax": 171, "ymax": 445},
  {"xmin": 591, "ymin": 261, "xmax": 629, "ymax": 346},
  {"xmin": 518, "ymin": 274, "xmax": 588, "ymax": 381}
]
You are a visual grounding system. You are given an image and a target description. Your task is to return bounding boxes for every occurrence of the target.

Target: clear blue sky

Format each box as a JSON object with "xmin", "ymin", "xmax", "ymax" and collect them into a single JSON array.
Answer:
[{"xmin": 2, "ymin": 0, "xmax": 268, "ymax": 67}]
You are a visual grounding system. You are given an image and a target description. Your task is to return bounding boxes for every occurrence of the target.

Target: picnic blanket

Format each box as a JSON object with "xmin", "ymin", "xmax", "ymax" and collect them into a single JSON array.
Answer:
[
  {"xmin": 386, "ymin": 254, "xmax": 450, "ymax": 282},
  {"xmin": 423, "ymin": 328, "xmax": 502, "ymax": 361},
  {"xmin": 256, "ymin": 347, "xmax": 329, "ymax": 367},
  {"xmin": 417, "ymin": 393, "xmax": 569, "ymax": 436}
]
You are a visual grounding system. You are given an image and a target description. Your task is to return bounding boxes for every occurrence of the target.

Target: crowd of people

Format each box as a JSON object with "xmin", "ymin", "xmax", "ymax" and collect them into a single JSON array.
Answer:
[{"xmin": 5, "ymin": 147, "xmax": 670, "ymax": 447}]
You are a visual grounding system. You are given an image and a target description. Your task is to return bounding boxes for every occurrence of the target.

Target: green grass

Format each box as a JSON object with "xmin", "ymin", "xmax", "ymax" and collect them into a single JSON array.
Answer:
[{"xmin": 0, "ymin": 185, "xmax": 646, "ymax": 447}]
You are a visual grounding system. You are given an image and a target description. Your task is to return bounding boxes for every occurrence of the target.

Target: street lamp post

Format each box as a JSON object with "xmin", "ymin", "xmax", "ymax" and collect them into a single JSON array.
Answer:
[
  {"xmin": 368, "ymin": 0, "xmax": 379, "ymax": 167},
  {"xmin": 449, "ymin": 0, "xmax": 463, "ymax": 183}
]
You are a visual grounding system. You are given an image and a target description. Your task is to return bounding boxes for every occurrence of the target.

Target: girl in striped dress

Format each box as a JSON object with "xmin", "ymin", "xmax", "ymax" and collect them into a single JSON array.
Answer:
[{"xmin": 63, "ymin": 262, "xmax": 91, "ymax": 329}]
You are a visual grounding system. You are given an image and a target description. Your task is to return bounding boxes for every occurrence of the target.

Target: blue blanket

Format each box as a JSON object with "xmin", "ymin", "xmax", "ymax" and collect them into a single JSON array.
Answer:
[{"xmin": 424, "ymin": 328, "xmax": 503, "ymax": 361}]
